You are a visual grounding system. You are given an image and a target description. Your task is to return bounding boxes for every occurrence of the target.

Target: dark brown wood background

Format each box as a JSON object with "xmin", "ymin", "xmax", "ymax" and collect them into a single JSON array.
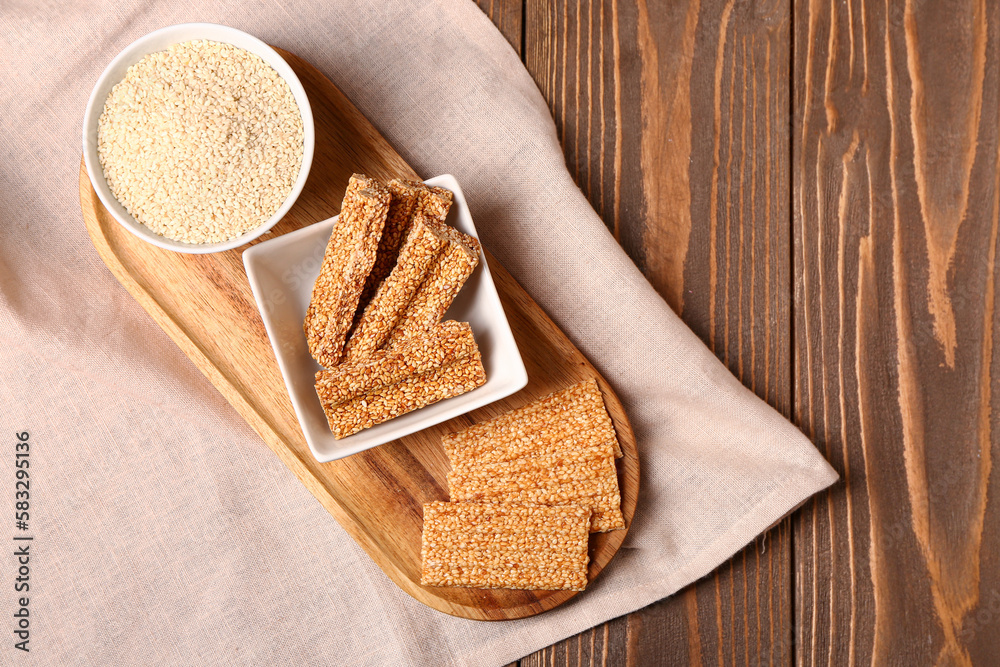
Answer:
[{"xmin": 475, "ymin": 0, "xmax": 1000, "ymax": 664}]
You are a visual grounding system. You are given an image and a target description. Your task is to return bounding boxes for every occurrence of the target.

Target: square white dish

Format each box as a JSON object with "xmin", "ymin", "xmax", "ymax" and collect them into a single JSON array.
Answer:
[{"xmin": 243, "ymin": 174, "xmax": 527, "ymax": 462}]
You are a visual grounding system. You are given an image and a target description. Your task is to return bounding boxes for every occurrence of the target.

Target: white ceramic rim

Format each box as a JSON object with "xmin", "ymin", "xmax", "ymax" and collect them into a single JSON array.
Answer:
[{"xmin": 82, "ymin": 22, "xmax": 315, "ymax": 254}]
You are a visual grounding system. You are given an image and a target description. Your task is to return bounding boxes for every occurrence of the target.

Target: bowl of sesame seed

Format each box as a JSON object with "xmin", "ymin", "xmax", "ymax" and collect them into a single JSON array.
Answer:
[{"xmin": 82, "ymin": 23, "xmax": 314, "ymax": 253}]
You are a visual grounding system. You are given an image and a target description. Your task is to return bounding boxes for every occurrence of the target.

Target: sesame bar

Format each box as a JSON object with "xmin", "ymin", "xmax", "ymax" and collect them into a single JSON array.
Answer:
[
  {"xmin": 356, "ymin": 181, "xmax": 453, "ymax": 315},
  {"xmin": 315, "ymin": 321, "xmax": 485, "ymax": 438},
  {"xmin": 421, "ymin": 185, "xmax": 454, "ymax": 219},
  {"xmin": 443, "ymin": 379, "xmax": 623, "ymax": 461},
  {"xmin": 343, "ymin": 214, "xmax": 451, "ymax": 361},
  {"xmin": 460, "ymin": 430, "xmax": 621, "ymax": 468},
  {"xmin": 447, "ymin": 443, "xmax": 625, "ymax": 532},
  {"xmin": 449, "ymin": 443, "xmax": 617, "ymax": 484},
  {"xmin": 384, "ymin": 226, "xmax": 481, "ymax": 348},
  {"xmin": 316, "ymin": 320, "xmax": 477, "ymax": 407},
  {"xmin": 319, "ymin": 350, "xmax": 486, "ymax": 439},
  {"xmin": 305, "ymin": 174, "xmax": 390, "ymax": 368},
  {"xmin": 420, "ymin": 502, "xmax": 591, "ymax": 591},
  {"xmin": 304, "ymin": 175, "xmax": 368, "ymax": 340}
]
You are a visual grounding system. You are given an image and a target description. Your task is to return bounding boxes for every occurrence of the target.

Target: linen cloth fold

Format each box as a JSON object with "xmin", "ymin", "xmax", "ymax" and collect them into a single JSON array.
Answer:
[{"xmin": 0, "ymin": 1, "xmax": 837, "ymax": 665}]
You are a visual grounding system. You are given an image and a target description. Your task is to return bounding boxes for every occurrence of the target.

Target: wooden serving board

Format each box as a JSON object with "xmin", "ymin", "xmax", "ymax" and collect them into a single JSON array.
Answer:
[{"xmin": 79, "ymin": 47, "xmax": 639, "ymax": 620}]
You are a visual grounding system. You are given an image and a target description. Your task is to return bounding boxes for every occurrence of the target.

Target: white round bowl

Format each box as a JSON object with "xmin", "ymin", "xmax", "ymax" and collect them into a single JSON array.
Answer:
[{"xmin": 82, "ymin": 23, "xmax": 315, "ymax": 254}]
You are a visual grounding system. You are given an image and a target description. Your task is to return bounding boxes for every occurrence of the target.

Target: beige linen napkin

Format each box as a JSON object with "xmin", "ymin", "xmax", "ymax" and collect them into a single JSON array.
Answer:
[{"xmin": 0, "ymin": 1, "xmax": 836, "ymax": 665}]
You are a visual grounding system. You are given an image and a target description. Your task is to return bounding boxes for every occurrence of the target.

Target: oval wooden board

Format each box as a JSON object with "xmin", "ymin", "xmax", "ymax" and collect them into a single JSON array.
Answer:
[{"xmin": 79, "ymin": 47, "xmax": 639, "ymax": 621}]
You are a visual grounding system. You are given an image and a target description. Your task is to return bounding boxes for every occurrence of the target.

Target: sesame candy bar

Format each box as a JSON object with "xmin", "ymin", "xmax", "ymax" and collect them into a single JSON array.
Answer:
[
  {"xmin": 356, "ymin": 180, "xmax": 453, "ymax": 315},
  {"xmin": 305, "ymin": 174, "xmax": 390, "ymax": 368},
  {"xmin": 316, "ymin": 320, "xmax": 477, "ymax": 406},
  {"xmin": 343, "ymin": 214, "xmax": 451, "ymax": 362},
  {"xmin": 315, "ymin": 321, "xmax": 485, "ymax": 438},
  {"xmin": 385, "ymin": 226, "xmax": 481, "ymax": 348},
  {"xmin": 443, "ymin": 379, "xmax": 622, "ymax": 462},
  {"xmin": 447, "ymin": 443, "xmax": 625, "ymax": 532},
  {"xmin": 420, "ymin": 502, "xmax": 591, "ymax": 591},
  {"xmin": 304, "ymin": 175, "xmax": 369, "ymax": 340},
  {"xmin": 420, "ymin": 185, "xmax": 454, "ymax": 219},
  {"xmin": 449, "ymin": 443, "xmax": 617, "ymax": 485},
  {"xmin": 320, "ymin": 354, "xmax": 485, "ymax": 439}
]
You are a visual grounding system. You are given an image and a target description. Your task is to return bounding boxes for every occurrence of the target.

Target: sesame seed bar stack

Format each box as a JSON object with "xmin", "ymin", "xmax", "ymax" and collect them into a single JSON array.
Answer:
[
  {"xmin": 305, "ymin": 174, "xmax": 390, "ymax": 368},
  {"xmin": 343, "ymin": 214, "xmax": 452, "ymax": 362},
  {"xmin": 420, "ymin": 502, "xmax": 592, "ymax": 591},
  {"xmin": 356, "ymin": 180, "xmax": 453, "ymax": 315},
  {"xmin": 384, "ymin": 225, "xmax": 482, "ymax": 348},
  {"xmin": 447, "ymin": 442, "xmax": 625, "ymax": 532},
  {"xmin": 315, "ymin": 321, "xmax": 486, "ymax": 439},
  {"xmin": 443, "ymin": 379, "xmax": 623, "ymax": 462}
]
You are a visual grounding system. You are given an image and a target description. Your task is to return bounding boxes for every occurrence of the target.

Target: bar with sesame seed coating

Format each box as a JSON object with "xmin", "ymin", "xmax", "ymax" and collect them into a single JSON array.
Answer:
[
  {"xmin": 442, "ymin": 379, "xmax": 623, "ymax": 461},
  {"xmin": 420, "ymin": 502, "xmax": 591, "ymax": 591},
  {"xmin": 384, "ymin": 226, "xmax": 481, "ymax": 348},
  {"xmin": 315, "ymin": 321, "xmax": 485, "ymax": 438},
  {"xmin": 447, "ymin": 443, "xmax": 625, "ymax": 532},
  {"xmin": 317, "ymin": 320, "xmax": 477, "ymax": 406},
  {"xmin": 320, "ymin": 352, "xmax": 485, "ymax": 439},
  {"xmin": 304, "ymin": 175, "xmax": 368, "ymax": 341},
  {"xmin": 356, "ymin": 180, "xmax": 453, "ymax": 316},
  {"xmin": 305, "ymin": 174, "xmax": 390, "ymax": 368},
  {"xmin": 343, "ymin": 214, "xmax": 451, "ymax": 362}
]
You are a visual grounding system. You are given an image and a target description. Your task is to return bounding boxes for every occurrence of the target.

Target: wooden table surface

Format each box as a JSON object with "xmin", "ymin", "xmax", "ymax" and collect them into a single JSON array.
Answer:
[{"xmin": 476, "ymin": 1, "xmax": 1000, "ymax": 665}]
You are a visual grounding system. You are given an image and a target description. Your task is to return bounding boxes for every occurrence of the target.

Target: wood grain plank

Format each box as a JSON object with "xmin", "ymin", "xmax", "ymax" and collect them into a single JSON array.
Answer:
[
  {"xmin": 519, "ymin": 618, "xmax": 629, "ymax": 667},
  {"xmin": 523, "ymin": 0, "xmax": 794, "ymax": 664},
  {"xmin": 793, "ymin": 0, "xmax": 1000, "ymax": 664},
  {"xmin": 525, "ymin": 0, "xmax": 645, "ymax": 258}
]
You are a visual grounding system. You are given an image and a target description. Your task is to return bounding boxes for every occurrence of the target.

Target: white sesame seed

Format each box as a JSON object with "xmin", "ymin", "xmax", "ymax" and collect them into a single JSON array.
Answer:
[{"xmin": 96, "ymin": 40, "xmax": 304, "ymax": 244}]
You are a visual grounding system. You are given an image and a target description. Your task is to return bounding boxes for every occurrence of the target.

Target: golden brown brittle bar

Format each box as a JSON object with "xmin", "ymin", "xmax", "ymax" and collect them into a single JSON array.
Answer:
[
  {"xmin": 305, "ymin": 174, "xmax": 390, "ymax": 368},
  {"xmin": 316, "ymin": 320, "xmax": 476, "ymax": 405},
  {"xmin": 447, "ymin": 443, "xmax": 625, "ymax": 532},
  {"xmin": 343, "ymin": 214, "xmax": 451, "ymax": 362},
  {"xmin": 320, "ymin": 354, "xmax": 485, "ymax": 439},
  {"xmin": 315, "ymin": 321, "xmax": 485, "ymax": 438},
  {"xmin": 384, "ymin": 225, "xmax": 481, "ymax": 348},
  {"xmin": 443, "ymin": 379, "xmax": 623, "ymax": 461},
  {"xmin": 355, "ymin": 180, "xmax": 453, "ymax": 316},
  {"xmin": 420, "ymin": 501, "xmax": 591, "ymax": 591}
]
